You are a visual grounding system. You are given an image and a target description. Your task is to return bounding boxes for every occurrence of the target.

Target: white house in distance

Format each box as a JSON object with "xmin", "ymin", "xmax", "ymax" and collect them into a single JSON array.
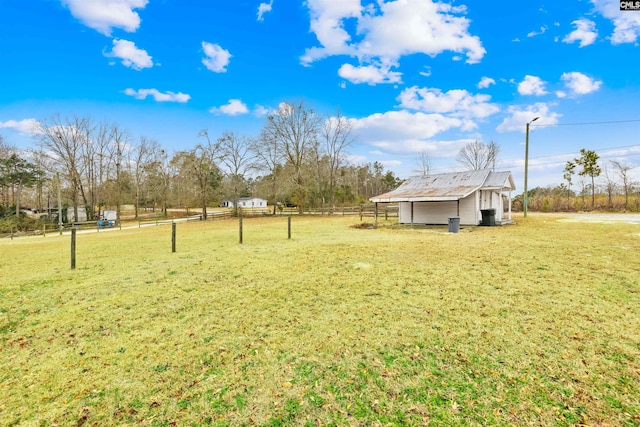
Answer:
[
  {"xmin": 370, "ymin": 170, "xmax": 515, "ymax": 226},
  {"xmin": 220, "ymin": 197, "xmax": 268, "ymax": 209}
]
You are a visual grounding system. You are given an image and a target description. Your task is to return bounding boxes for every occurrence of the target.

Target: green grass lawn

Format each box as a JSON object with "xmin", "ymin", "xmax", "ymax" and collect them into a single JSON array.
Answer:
[{"xmin": 1, "ymin": 215, "xmax": 639, "ymax": 426}]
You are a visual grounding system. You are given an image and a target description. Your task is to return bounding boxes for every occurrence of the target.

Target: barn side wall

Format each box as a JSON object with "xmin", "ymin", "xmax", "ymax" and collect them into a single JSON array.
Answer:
[{"xmin": 398, "ymin": 194, "xmax": 479, "ymax": 225}]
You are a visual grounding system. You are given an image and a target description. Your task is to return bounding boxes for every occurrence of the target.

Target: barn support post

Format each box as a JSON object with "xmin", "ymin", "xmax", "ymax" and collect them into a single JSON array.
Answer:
[
  {"xmin": 457, "ymin": 200, "xmax": 460, "ymax": 216},
  {"xmin": 508, "ymin": 191, "xmax": 512, "ymax": 220},
  {"xmin": 411, "ymin": 202, "xmax": 414, "ymax": 227},
  {"xmin": 374, "ymin": 203, "xmax": 378, "ymax": 227}
]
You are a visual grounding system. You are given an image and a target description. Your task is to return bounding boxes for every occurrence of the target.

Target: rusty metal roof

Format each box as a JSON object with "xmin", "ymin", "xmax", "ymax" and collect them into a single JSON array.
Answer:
[
  {"xmin": 483, "ymin": 171, "xmax": 515, "ymax": 190},
  {"xmin": 370, "ymin": 170, "xmax": 515, "ymax": 203}
]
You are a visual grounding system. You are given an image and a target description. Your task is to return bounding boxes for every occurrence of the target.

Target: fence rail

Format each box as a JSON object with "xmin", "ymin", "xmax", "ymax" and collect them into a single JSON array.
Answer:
[{"xmin": 2, "ymin": 204, "xmax": 401, "ymax": 240}]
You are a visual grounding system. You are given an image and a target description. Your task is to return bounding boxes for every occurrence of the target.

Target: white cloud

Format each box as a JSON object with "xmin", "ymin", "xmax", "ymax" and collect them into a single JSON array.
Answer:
[
  {"xmin": 518, "ymin": 75, "xmax": 548, "ymax": 96},
  {"xmin": 355, "ymin": 1, "xmax": 485, "ymax": 63},
  {"xmin": 497, "ymin": 103, "xmax": 561, "ymax": 133},
  {"xmin": 104, "ymin": 39, "xmax": 153, "ymax": 70},
  {"xmin": 301, "ymin": 0, "xmax": 361, "ymax": 64},
  {"xmin": 257, "ymin": 0, "xmax": 273, "ymax": 21},
  {"xmin": 563, "ymin": 19, "xmax": 598, "ymax": 47},
  {"xmin": 209, "ymin": 99, "xmax": 249, "ymax": 116},
  {"xmin": 527, "ymin": 26, "xmax": 547, "ymax": 37},
  {"xmin": 560, "ymin": 71, "xmax": 602, "ymax": 95},
  {"xmin": 477, "ymin": 76, "xmax": 496, "ymax": 89},
  {"xmin": 338, "ymin": 62, "xmax": 402, "ymax": 85},
  {"xmin": 366, "ymin": 136, "xmax": 469, "ymax": 157},
  {"xmin": 350, "ymin": 110, "xmax": 475, "ymax": 149},
  {"xmin": 253, "ymin": 105, "xmax": 270, "ymax": 117},
  {"xmin": 419, "ymin": 66, "xmax": 432, "ymax": 77},
  {"xmin": 202, "ymin": 42, "xmax": 232, "ymax": 73},
  {"xmin": 593, "ymin": 0, "xmax": 640, "ymax": 44},
  {"xmin": 61, "ymin": 0, "xmax": 148, "ymax": 36},
  {"xmin": 301, "ymin": 0, "xmax": 485, "ymax": 84},
  {"xmin": 397, "ymin": 86, "xmax": 499, "ymax": 119},
  {"xmin": 124, "ymin": 88, "xmax": 190, "ymax": 103},
  {"xmin": 0, "ymin": 118, "xmax": 40, "ymax": 135},
  {"xmin": 378, "ymin": 159, "xmax": 403, "ymax": 167},
  {"xmin": 591, "ymin": 0, "xmax": 640, "ymax": 44}
]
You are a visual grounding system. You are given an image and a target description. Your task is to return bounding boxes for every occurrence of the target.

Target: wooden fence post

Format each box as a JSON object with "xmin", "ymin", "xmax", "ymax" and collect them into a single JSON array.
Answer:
[
  {"xmin": 172, "ymin": 222, "xmax": 176, "ymax": 253},
  {"xmin": 71, "ymin": 228, "xmax": 76, "ymax": 270},
  {"xmin": 288, "ymin": 215, "xmax": 292, "ymax": 239},
  {"xmin": 239, "ymin": 216, "xmax": 243, "ymax": 244}
]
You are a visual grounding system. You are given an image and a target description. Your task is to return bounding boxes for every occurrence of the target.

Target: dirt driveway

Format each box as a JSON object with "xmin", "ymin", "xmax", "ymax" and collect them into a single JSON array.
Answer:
[{"xmin": 554, "ymin": 213, "xmax": 640, "ymax": 224}]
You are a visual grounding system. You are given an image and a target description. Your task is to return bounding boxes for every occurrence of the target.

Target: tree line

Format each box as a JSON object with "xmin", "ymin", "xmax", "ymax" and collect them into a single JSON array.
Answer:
[
  {"xmin": 0, "ymin": 101, "xmax": 402, "ymax": 226},
  {"xmin": 518, "ymin": 148, "xmax": 639, "ymax": 212}
]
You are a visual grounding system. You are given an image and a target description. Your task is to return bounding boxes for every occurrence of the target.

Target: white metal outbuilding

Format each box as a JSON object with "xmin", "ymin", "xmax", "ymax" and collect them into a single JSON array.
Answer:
[{"xmin": 370, "ymin": 170, "xmax": 515, "ymax": 226}]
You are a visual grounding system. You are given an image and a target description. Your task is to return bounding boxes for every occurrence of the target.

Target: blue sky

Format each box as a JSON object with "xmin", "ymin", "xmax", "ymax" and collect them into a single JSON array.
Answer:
[{"xmin": 1, "ymin": 0, "xmax": 640, "ymax": 190}]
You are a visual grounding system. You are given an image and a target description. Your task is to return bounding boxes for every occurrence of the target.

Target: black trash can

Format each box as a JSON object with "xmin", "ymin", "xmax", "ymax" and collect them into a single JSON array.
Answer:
[
  {"xmin": 480, "ymin": 209, "xmax": 496, "ymax": 226},
  {"xmin": 448, "ymin": 216, "xmax": 460, "ymax": 233}
]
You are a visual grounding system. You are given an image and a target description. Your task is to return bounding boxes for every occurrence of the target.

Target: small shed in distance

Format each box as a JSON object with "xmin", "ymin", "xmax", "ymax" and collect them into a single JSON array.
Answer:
[{"xmin": 370, "ymin": 170, "xmax": 515, "ymax": 226}]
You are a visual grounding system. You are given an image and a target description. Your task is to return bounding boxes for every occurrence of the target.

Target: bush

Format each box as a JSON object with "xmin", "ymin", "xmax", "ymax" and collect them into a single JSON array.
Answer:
[{"xmin": 0, "ymin": 214, "xmax": 54, "ymax": 234}]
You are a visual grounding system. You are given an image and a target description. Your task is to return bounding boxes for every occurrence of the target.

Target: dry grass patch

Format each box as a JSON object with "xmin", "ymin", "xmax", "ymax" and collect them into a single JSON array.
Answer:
[{"xmin": 1, "ymin": 214, "xmax": 639, "ymax": 426}]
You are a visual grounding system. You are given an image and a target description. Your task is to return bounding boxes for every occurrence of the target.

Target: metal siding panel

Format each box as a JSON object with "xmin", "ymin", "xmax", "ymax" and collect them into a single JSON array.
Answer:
[
  {"xmin": 494, "ymin": 192, "xmax": 504, "ymax": 221},
  {"xmin": 459, "ymin": 194, "xmax": 478, "ymax": 225},
  {"xmin": 399, "ymin": 202, "xmax": 411, "ymax": 223},
  {"xmin": 413, "ymin": 201, "xmax": 457, "ymax": 224}
]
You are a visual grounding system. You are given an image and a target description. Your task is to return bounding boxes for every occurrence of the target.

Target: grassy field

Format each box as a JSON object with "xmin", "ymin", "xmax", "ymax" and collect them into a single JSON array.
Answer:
[{"xmin": 1, "ymin": 214, "xmax": 639, "ymax": 426}]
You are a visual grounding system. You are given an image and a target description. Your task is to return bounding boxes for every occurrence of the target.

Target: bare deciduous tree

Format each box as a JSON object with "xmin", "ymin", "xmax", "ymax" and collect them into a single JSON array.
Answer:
[
  {"xmin": 37, "ymin": 115, "xmax": 93, "ymax": 222},
  {"xmin": 610, "ymin": 160, "xmax": 633, "ymax": 209},
  {"xmin": 414, "ymin": 150, "xmax": 431, "ymax": 176},
  {"xmin": 130, "ymin": 136, "xmax": 158, "ymax": 218},
  {"xmin": 601, "ymin": 163, "xmax": 617, "ymax": 208},
  {"xmin": 261, "ymin": 100, "xmax": 321, "ymax": 210},
  {"xmin": 321, "ymin": 111, "xmax": 353, "ymax": 210},
  {"xmin": 215, "ymin": 131, "xmax": 256, "ymax": 214},
  {"xmin": 144, "ymin": 149, "xmax": 172, "ymax": 214},
  {"xmin": 253, "ymin": 128, "xmax": 285, "ymax": 214},
  {"xmin": 456, "ymin": 140, "xmax": 500, "ymax": 171},
  {"xmin": 188, "ymin": 129, "xmax": 225, "ymax": 219}
]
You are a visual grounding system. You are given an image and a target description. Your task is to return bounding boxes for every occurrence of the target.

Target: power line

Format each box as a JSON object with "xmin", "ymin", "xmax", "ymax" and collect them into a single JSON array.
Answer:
[
  {"xmin": 498, "ymin": 152, "xmax": 640, "ymax": 169},
  {"xmin": 531, "ymin": 119, "xmax": 640, "ymax": 127},
  {"xmin": 508, "ymin": 143, "xmax": 640, "ymax": 162},
  {"xmin": 416, "ymin": 144, "xmax": 640, "ymax": 175}
]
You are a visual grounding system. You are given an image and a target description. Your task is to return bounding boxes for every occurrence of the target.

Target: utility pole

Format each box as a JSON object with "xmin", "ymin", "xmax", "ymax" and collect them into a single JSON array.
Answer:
[{"xmin": 523, "ymin": 116, "xmax": 539, "ymax": 218}]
